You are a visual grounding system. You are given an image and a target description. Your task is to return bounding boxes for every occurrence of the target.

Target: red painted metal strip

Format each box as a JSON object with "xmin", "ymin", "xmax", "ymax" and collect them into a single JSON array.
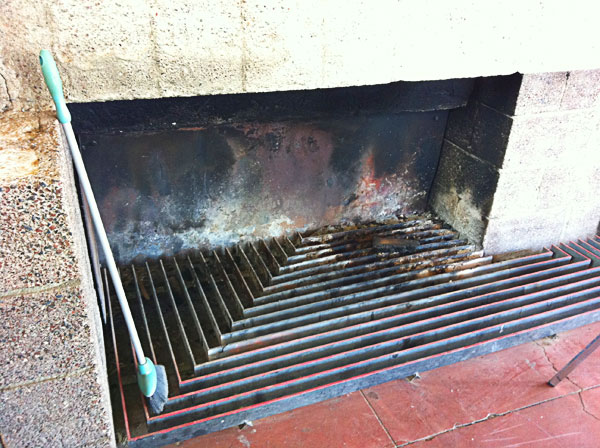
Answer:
[{"xmin": 128, "ymin": 304, "xmax": 600, "ymax": 441}]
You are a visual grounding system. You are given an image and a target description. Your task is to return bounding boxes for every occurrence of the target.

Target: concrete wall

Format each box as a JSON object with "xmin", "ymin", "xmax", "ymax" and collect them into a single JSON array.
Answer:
[
  {"xmin": 483, "ymin": 71, "xmax": 600, "ymax": 252},
  {"xmin": 2, "ymin": 0, "xmax": 600, "ymax": 111},
  {"xmin": 0, "ymin": 111, "xmax": 115, "ymax": 447},
  {"xmin": 430, "ymin": 71, "xmax": 600, "ymax": 253}
]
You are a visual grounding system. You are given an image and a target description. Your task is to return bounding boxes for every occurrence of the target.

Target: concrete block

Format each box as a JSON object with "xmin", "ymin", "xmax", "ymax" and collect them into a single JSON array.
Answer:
[
  {"xmin": 486, "ymin": 166, "xmax": 545, "ymax": 219},
  {"xmin": 475, "ymin": 74, "xmax": 522, "ymax": 115},
  {"xmin": 502, "ymin": 109, "xmax": 599, "ymax": 171},
  {"xmin": 483, "ymin": 206, "xmax": 566, "ymax": 254},
  {"xmin": 561, "ymin": 69, "xmax": 600, "ymax": 110},
  {"xmin": 0, "ymin": 287, "xmax": 96, "ymax": 388},
  {"xmin": 514, "ymin": 72, "xmax": 568, "ymax": 115},
  {"xmin": 445, "ymin": 97, "xmax": 478, "ymax": 149},
  {"xmin": 429, "ymin": 140, "xmax": 499, "ymax": 244},
  {"xmin": 535, "ymin": 162, "xmax": 599, "ymax": 210},
  {"xmin": 561, "ymin": 207, "xmax": 600, "ymax": 243},
  {"xmin": 559, "ymin": 165, "xmax": 600, "ymax": 242},
  {"xmin": 445, "ymin": 100, "xmax": 512, "ymax": 170},
  {"xmin": 469, "ymin": 103, "xmax": 513, "ymax": 169},
  {"xmin": 0, "ymin": 369, "xmax": 114, "ymax": 447}
]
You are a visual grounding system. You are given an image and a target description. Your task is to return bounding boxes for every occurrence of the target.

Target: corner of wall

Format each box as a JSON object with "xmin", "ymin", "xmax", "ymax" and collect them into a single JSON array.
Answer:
[{"xmin": 0, "ymin": 110, "xmax": 115, "ymax": 447}]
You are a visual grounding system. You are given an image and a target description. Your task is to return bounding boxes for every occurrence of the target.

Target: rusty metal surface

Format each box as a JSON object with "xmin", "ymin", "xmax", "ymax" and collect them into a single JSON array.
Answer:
[{"xmin": 81, "ymin": 112, "xmax": 448, "ymax": 263}]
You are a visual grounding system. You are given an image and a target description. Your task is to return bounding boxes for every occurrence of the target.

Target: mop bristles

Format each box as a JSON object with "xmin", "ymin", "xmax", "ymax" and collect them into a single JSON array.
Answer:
[{"xmin": 147, "ymin": 364, "xmax": 168, "ymax": 415}]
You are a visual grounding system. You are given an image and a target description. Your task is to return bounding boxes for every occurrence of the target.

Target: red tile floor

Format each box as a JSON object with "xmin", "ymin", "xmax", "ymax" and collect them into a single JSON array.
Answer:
[{"xmin": 168, "ymin": 321, "xmax": 600, "ymax": 448}]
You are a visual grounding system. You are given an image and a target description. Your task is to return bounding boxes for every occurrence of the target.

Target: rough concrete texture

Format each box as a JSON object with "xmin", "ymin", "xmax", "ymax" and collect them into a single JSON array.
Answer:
[
  {"xmin": 513, "ymin": 72, "xmax": 569, "ymax": 115},
  {"xmin": 484, "ymin": 72, "xmax": 600, "ymax": 253},
  {"xmin": 2, "ymin": 0, "xmax": 600, "ymax": 110},
  {"xmin": 0, "ymin": 287, "xmax": 97, "ymax": 388},
  {"xmin": 429, "ymin": 140, "xmax": 498, "ymax": 244},
  {"xmin": 430, "ymin": 70, "xmax": 600, "ymax": 252},
  {"xmin": 0, "ymin": 370, "xmax": 114, "ymax": 447},
  {"xmin": 0, "ymin": 111, "xmax": 115, "ymax": 446}
]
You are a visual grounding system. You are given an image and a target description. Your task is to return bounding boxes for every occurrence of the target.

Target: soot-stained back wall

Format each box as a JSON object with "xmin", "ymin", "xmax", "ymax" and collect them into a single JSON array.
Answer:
[{"xmin": 75, "ymin": 79, "xmax": 473, "ymax": 263}]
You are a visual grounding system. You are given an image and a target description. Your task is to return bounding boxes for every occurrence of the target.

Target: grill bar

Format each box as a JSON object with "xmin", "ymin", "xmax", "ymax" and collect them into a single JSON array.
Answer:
[
  {"xmin": 151, "ymin": 289, "xmax": 600, "ymax": 429},
  {"xmin": 105, "ymin": 219, "xmax": 600, "ymax": 446},
  {"xmin": 186, "ymin": 256, "xmax": 222, "ymax": 342},
  {"xmin": 262, "ymin": 245, "xmax": 477, "ymax": 294}
]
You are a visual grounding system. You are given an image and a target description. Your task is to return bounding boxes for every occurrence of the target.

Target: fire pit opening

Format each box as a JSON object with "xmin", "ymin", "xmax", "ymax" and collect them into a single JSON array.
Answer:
[
  {"xmin": 71, "ymin": 77, "xmax": 484, "ymax": 264},
  {"xmin": 67, "ymin": 73, "xmax": 600, "ymax": 445}
]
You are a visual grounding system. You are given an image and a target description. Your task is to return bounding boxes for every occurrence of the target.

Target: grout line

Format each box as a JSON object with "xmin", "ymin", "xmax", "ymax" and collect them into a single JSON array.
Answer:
[
  {"xmin": 0, "ymin": 366, "xmax": 94, "ymax": 392},
  {"xmin": 534, "ymin": 339, "xmax": 581, "ymax": 389},
  {"xmin": 396, "ymin": 383, "xmax": 600, "ymax": 447},
  {"xmin": 478, "ymin": 100, "xmax": 515, "ymax": 119},
  {"xmin": 480, "ymin": 89, "xmax": 597, "ymax": 119},
  {"xmin": 442, "ymin": 138, "xmax": 500, "ymax": 172},
  {"xmin": 360, "ymin": 390, "xmax": 397, "ymax": 448},
  {"xmin": 0, "ymin": 278, "xmax": 81, "ymax": 299},
  {"xmin": 559, "ymin": 72, "xmax": 571, "ymax": 109},
  {"xmin": 578, "ymin": 391, "xmax": 600, "ymax": 422}
]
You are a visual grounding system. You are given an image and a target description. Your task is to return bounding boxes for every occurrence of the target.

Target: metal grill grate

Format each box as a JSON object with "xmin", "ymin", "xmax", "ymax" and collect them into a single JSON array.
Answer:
[{"xmin": 104, "ymin": 217, "xmax": 600, "ymax": 446}]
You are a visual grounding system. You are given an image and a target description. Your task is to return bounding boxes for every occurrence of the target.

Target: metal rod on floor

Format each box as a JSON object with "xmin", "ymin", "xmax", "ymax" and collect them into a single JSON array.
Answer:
[{"xmin": 548, "ymin": 332, "xmax": 600, "ymax": 386}]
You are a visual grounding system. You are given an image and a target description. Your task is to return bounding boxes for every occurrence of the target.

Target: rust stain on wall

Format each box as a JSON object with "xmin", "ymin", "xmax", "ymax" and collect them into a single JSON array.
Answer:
[{"xmin": 0, "ymin": 149, "xmax": 39, "ymax": 180}]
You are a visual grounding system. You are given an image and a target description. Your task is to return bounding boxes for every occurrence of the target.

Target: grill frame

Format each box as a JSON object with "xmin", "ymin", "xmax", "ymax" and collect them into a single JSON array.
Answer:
[{"xmin": 103, "ymin": 223, "xmax": 600, "ymax": 447}]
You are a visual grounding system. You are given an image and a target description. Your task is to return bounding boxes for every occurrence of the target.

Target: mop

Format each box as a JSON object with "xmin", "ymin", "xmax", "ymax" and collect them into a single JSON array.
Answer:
[{"xmin": 39, "ymin": 50, "xmax": 168, "ymax": 414}]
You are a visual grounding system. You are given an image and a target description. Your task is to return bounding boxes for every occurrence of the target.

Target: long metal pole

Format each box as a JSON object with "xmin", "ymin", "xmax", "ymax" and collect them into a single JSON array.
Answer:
[
  {"xmin": 62, "ymin": 122, "xmax": 146, "ymax": 364},
  {"xmin": 548, "ymin": 332, "xmax": 600, "ymax": 386},
  {"xmin": 81, "ymin": 194, "xmax": 107, "ymax": 324}
]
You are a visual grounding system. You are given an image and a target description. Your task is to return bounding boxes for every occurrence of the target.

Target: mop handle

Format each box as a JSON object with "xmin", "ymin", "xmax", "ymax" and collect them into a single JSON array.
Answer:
[{"xmin": 39, "ymin": 50, "xmax": 146, "ymax": 365}]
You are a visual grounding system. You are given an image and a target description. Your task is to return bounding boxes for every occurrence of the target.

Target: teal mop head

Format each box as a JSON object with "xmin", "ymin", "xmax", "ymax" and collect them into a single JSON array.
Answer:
[{"xmin": 137, "ymin": 358, "xmax": 168, "ymax": 414}]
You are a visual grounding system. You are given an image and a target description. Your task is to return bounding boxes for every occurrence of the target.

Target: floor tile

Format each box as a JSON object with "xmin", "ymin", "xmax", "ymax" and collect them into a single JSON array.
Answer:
[
  {"xmin": 407, "ymin": 392, "xmax": 600, "ymax": 448},
  {"xmin": 363, "ymin": 338, "xmax": 579, "ymax": 445},
  {"xmin": 580, "ymin": 387, "xmax": 600, "ymax": 421},
  {"xmin": 539, "ymin": 321, "xmax": 600, "ymax": 388},
  {"xmin": 172, "ymin": 392, "xmax": 394, "ymax": 448}
]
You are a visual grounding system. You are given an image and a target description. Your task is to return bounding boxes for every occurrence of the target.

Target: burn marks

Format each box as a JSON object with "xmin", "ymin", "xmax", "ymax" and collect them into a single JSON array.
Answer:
[{"xmin": 81, "ymin": 112, "xmax": 448, "ymax": 263}]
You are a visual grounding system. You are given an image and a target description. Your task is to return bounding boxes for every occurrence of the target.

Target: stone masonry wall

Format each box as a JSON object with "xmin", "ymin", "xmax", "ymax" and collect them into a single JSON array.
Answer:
[
  {"xmin": 0, "ymin": 111, "xmax": 115, "ymax": 447},
  {"xmin": 430, "ymin": 71, "xmax": 600, "ymax": 252}
]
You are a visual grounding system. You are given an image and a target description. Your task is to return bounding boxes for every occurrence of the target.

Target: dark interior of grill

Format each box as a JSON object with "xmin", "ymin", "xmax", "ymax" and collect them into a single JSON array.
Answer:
[
  {"xmin": 72, "ymin": 78, "xmax": 473, "ymax": 264},
  {"xmin": 72, "ymin": 77, "xmax": 600, "ymax": 446}
]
